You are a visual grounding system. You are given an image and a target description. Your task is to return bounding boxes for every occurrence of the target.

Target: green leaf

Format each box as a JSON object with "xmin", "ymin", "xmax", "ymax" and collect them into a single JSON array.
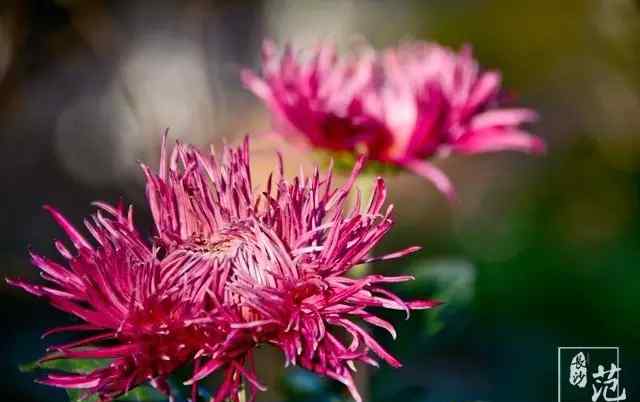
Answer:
[
  {"xmin": 65, "ymin": 384, "xmax": 165, "ymax": 402},
  {"xmin": 117, "ymin": 386, "xmax": 165, "ymax": 401},
  {"xmin": 19, "ymin": 358, "xmax": 166, "ymax": 401},
  {"xmin": 66, "ymin": 389, "xmax": 99, "ymax": 402},
  {"xmin": 407, "ymin": 258, "xmax": 476, "ymax": 335},
  {"xmin": 19, "ymin": 358, "xmax": 109, "ymax": 373},
  {"xmin": 18, "ymin": 360, "xmax": 41, "ymax": 373},
  {"xmin": 410, "ymin": 258, "xmax": 475, "ymax": 304}
]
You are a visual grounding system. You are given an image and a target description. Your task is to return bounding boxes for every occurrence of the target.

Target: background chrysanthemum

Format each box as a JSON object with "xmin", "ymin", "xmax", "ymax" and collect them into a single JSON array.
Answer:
[{"xmin": 243, "ymin": 39, "xmax": 545, "ymax": 199}]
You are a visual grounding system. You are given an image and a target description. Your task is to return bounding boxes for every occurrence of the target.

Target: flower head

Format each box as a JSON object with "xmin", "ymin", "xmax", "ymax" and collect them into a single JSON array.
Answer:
[
  {"xmin": 143, "ymin": 137, "xmax": 439, "ymax": 402},
  {"xmin": 7, "ymin": 204, "xmax": 206, "ymax": 400},
  {"xmin": 8, "ymin": 203, "xmax": 260, "ymax": 402},
  {"xmin": 11, "ymin": 136, "xmax": 437, "ymax": 402},
  {"xmin": 243, "ymin": 40, "xmax": 545, "ymax": 199}
]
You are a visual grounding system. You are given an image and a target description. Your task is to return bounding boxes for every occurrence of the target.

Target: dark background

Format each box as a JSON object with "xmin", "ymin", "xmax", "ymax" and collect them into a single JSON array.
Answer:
[{"xmin": 1, "ymin": 1, "xmax": 639, "ymax": 401}]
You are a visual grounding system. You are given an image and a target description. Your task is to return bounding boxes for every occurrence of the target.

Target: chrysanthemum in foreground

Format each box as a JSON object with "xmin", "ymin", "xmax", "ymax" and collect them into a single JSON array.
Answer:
[
  {"xmin": 7, "ymin": 204, "xmax": 206, "ymax": 401},
  {"xmin": 10, "ymin": 136, "xmax": 437, "ymax": 402},
  {"xmin": 243, "ymin": 40, "xmax": 545, "ymax": 199},
  {"xmin": 143, "ymin": 137, "xmax": 439, "ymax": 402},
  {"xmin": 7, "ymin": 203, "xmax": 267, "ymax": 402}
]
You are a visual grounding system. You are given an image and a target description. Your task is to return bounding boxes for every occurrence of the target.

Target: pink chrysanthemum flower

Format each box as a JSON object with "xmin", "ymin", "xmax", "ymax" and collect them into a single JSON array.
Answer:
[
  {"xmin": 7, "ymin": 204, "xmax": 196, "ymax": 400},
  {"xmin": 7, "ymin": 204, "xmax": 252, "ymax": 402},
  {"xmin": 143, "ymin": 137, "xmax": 439, "ymax": 402},
  {"xmin": 242, "ymin": 40, "xmax": 546, "ymax": 199}
]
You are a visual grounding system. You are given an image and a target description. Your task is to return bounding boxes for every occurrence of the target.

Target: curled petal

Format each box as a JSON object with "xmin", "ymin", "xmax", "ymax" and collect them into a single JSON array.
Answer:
[
  {"xmin": 453, "ymin": 129, "xmax": 546, "ymax": 155},
  {"xmin": 404, "ymin": 159, "xmax": 456, "ymax": 202}
]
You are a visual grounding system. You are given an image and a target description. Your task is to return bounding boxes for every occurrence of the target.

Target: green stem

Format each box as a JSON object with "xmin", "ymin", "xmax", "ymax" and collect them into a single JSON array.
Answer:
[
  {"xmin": 237, "ymin": 385, "xmax": 246, "ymax": 402},
  {"xmin": 351, "ymin": 173, "xmax": 377, "ymax": 278},
  {"xmin": 223, "ymin": 383, "xmax": 245, "ymax": 402}
]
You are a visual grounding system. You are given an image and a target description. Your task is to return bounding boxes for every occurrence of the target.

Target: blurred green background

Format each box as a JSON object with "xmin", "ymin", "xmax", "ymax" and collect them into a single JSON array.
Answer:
[{"xmin": 0, "ymin": 1, "xmax": 638, "ymax": 401}]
